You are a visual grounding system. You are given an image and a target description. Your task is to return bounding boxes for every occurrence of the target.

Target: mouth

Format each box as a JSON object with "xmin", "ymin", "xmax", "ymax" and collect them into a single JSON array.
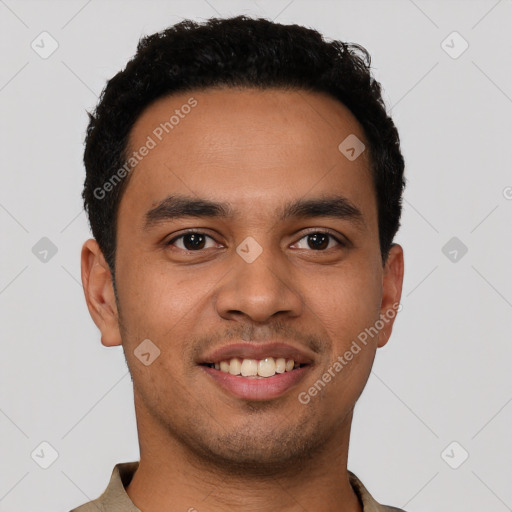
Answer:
[
  {"xmin": 198, "ymin": 342, "xmax": 315, "ymax": 401},
  {"xmin": 200, "ymin": 357, "xmax": 308, "ymax": 378}
]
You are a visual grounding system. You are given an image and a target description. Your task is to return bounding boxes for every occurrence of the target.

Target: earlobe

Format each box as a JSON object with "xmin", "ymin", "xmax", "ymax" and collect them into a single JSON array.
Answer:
[
  {"xmin": 81, "ymin": 239, "xmax": 122, "ymax": 347},
  {"xmin": 377, "ymin": 243, "xmax": 404, "ymax": 348}
]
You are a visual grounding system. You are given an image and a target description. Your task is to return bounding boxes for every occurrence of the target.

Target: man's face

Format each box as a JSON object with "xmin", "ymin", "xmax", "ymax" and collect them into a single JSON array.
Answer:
[{"xmin": 88, "ymin": 87, "xmax": 403, "ymax": 471}]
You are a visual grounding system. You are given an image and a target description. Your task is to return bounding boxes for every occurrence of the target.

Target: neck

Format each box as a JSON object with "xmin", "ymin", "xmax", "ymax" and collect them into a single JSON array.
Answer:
[{"xmin": 126, "ymin": 394, "xmax": 363, "ymax": 512}]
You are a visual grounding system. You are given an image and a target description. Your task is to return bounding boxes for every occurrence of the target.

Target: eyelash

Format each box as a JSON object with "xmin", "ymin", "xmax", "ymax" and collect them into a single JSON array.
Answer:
[{"xmin": 165, "ymin": 229, "xmax": 347, "ymax": 251}]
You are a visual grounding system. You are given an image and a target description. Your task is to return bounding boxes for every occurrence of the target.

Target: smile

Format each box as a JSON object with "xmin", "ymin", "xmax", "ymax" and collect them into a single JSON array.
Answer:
[
  {"xmin": 202, "ymin": 357, "xmax": 307, "ymax": 378},
  {"xmin": 200, "ymin": 360, "xmax": 312, "ymax": 401}
]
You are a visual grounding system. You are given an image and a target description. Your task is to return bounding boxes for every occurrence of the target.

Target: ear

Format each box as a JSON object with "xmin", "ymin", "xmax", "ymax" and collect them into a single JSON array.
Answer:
[
  {"xmin": 81, "ymin": 239, "xmax": 122, "ymax": 347},
  {"xmin": 377, "ymin": 243, "xmax": 404, "ymax": 348}
]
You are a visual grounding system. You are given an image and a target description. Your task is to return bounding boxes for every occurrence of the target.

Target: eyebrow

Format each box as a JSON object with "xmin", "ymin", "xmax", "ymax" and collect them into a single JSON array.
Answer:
[{"xmin": 144, "ymin": 193, "xmax": 366, "ymax": 230}]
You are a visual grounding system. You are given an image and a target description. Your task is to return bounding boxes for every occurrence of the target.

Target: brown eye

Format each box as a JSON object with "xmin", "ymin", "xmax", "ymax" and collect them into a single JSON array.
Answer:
[
  {"xmin": 294, "ymin": 232, "xmax": 344, "ymax": 251},
  {"xmin": 306, "ymin": 233, "xmax": 330, "ymax": 250},
  {"xmin": 167, "ymin": 232, "xmax": 216, "ymax": 251}
]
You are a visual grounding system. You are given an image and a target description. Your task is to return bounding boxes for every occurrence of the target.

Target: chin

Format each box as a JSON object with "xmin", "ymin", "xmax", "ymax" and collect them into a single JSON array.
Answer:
[{"xmin": 178, "ymin": 417, "xmax": 328, "ymax": 477}]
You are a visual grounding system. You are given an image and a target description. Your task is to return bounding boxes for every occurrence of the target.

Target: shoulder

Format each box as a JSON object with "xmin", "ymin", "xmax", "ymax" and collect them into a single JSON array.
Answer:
[
  {"xmin": 68, "ymin": 461, "xmax": 140, "ymax": 512},
  {"xmin": 348, "ymin": 470, "xmax": 407, "ymax": 512},
  {"xmin": 69, "ymin": 500, "xmax": 104, "ymax": 512}
]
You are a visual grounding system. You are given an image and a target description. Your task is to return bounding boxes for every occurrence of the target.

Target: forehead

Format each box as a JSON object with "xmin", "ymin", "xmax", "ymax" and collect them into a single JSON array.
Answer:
[
  {"xmin": 129, "ymin": 86, "xmax": 368, "ymax": 162},
  {"xmin": 120, "ymin": 87, "xmax": 376, "ymax": 226}
]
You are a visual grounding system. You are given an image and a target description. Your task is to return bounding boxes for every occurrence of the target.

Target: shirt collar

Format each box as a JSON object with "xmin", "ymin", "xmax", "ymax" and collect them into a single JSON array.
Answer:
[
  {"xmin": 90, "ymin": 461, "xmax": 401, "ymax": 512},
  {"xmin": 348, "ymin": 470, "xmax": 400, "ymax": 512}
]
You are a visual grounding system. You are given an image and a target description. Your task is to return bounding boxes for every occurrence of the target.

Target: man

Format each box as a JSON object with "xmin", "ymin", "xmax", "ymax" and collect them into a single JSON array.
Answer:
[{"xmin": 74, "ymin": 14, "xmax": 406, "ymax": 512}]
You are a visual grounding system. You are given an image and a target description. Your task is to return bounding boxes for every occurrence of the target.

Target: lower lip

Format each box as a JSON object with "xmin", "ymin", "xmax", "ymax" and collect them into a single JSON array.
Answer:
[{"xmin": 200, "ymin": 365, "xmax": 311, "ymax": 401}]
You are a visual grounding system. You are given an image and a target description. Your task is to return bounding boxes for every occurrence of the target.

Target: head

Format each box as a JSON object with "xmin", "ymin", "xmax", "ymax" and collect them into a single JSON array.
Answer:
[{"xmin": 81, "ymin": 16, "xmax": 405, "ymax": 473}]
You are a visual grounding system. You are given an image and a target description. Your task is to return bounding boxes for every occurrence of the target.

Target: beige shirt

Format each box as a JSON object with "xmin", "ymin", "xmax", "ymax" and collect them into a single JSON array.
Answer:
[{"xmin": 70, "ymin": 461, "xmax": 406, "ymax": 512}]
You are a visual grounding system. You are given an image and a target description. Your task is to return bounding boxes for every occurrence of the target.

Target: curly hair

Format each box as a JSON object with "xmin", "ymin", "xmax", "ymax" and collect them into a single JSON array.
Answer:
[{"xmin": 83, "ymin": 15, "xmax": 405, "ymax": 273}]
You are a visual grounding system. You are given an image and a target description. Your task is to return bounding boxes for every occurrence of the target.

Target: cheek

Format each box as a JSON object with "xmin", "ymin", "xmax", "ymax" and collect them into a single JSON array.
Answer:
[
  {"xmin": 117, "ymin": 252, "xmax": 204, "ymax": 324},
  {"xmin": 304, "ymin": 261, "xmax": 382, "ymax": 341},
  {"xmin": 309, "ymin": 275, "xmax": 381, "ymax": 406},
  {"xmin": 115, "ymin": 258, "xmax": 225, "ymax": 381},
  {"xmin": 115, "ymin": 264, "xmax": 201, "ymax": 387}
]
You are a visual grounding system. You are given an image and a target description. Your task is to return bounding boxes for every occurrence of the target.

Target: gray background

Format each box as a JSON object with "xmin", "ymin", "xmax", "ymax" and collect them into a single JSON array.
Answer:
[{"xmin": 1, "ymin": 0, "xmax": 511, "ymax": 511}]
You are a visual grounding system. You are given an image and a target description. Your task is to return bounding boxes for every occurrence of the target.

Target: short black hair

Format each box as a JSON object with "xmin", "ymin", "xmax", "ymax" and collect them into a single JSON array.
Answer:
[{"xmin": 83, "ymin": 15, "xmax": 405, "ymax": 273}]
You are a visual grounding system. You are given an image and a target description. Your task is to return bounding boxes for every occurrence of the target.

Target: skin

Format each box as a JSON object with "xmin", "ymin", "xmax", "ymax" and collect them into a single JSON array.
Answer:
[{"xmin": 81, "ymin": 87, "xmax": 404, "ymax": 512}]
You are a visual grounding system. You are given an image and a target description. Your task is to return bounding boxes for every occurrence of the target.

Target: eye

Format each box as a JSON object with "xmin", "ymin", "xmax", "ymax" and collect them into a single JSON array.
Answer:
[
  {"xmin": 165, "ymin": 230, "xmax": 346, "ymax": 253},
  {"xmin": 292, "ymin": 231, "xmax": 345, "ymax": 251},
  {"xmin": 166, "ymin": 231, "xmax": 219, "ymax": 251}
]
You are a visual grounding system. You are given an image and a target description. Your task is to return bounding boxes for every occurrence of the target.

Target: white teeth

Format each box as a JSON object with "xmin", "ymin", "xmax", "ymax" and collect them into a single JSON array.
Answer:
[
  {"xmin": 215, "ymin": 357, "xmax": 300, "ymax": 377},
  {"xmin": 275, "ymin": 357, "xmax": 286, "ymax": 373},
  {"xmin": 258, "ymin": 357, "xmax": 276, "ymax": 377},
  {"xmin": 241, "ymin": 358, "xmax": 258, "ymax": 376},
  {"xmin": 228, "ymin": 357, "xmax": 241, "ymax": 375}
]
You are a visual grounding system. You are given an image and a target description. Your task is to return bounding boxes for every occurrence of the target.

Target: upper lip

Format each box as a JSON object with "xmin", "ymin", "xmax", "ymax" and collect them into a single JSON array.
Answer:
[{"xmin": 199, "ymin": 342, "xmax": 316, "ymax": 365}]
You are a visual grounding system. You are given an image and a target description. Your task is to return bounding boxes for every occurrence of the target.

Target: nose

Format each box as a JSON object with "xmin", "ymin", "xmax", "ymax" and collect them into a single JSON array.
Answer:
[{"xmin": 214, "ymin": 243, "xmax": 303, "ymax": 324}]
